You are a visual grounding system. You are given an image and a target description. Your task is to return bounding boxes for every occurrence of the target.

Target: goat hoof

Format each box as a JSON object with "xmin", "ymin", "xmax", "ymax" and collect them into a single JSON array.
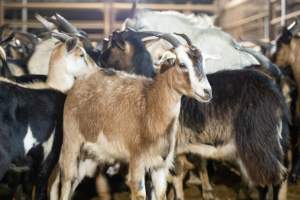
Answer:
[
  {"xmin": 202, "ymin": 190, "xmax": 215, "ymax": 200},
  {"xmin": 134, "ymin": 195, "xmax": 146, "ymax": 200},
  {"xmin": 289, "ymin": 173, "xmax": 298, "ymax": 184}
]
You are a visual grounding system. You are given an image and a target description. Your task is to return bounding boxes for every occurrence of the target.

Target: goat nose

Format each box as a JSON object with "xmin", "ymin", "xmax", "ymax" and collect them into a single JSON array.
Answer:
[{"xmin": 203, "ymin": 88, "xmax": 212, "ymax": 100}]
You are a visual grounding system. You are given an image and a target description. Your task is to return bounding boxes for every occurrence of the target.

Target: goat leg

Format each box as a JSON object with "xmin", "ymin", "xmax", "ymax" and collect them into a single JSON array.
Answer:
[
  {"xmin": 36, "ymin": 129, "xmax": 62, "ymax": 200},
  {"xmin": 168, "ymin": 155, "xmax": 191, "ymax": 200},
  {"xmin": 129, "ymin": 159, "xmax": 146, "ymax": 200},
  {"xmin": 198, "ymin": 159, "xmax": 214, "ymax": 200},
  {"xmin": 151, "ymin": 168, "xmax": 168, "ymax": 200},
  {"xmin": 96, "ymin": 173, "xmax": 112, "ymax": 200}
]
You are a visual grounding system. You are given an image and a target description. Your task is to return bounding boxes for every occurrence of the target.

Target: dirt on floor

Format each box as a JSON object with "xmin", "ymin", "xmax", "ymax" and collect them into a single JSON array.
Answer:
[{"xmin": 1, "ymin": 162, "xmax": 300, "ymax": 200}]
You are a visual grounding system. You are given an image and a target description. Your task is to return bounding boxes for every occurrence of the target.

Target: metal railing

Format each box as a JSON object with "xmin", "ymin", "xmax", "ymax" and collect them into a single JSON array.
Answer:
[
  {"xmin": 221, "ymin": 0, "xmax": 300, "ymax": 41},
  {"xmin": 0, "ymin": 1, "xmax": 218, "ymax": 41}
]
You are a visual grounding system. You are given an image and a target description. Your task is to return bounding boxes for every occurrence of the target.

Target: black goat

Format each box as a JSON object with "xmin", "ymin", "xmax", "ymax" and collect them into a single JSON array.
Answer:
[
  {"xmin": 100, "ymin": 29, "xmax": 156, "ymax": 78},
  {"xmin": 0, "ymin": 79, "xmax": 65, "ymax": 200},
  {"xmin": 174, "ymin": 68, "xmax": 289, "ymax": 200}
]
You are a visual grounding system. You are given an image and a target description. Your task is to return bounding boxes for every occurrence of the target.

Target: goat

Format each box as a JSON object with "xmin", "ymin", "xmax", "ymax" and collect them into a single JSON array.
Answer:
[
  {"xmin": 271, "ymin": 20, "xmax": 300, "ymax": 182},
  {"xmin": 0, "ymin": 35, "xmax": 98, "ymax": 200},
  {"xmin": 99, "ymin": 31, "xmax": 289, "ymax": 200},
  {"xmin": 55, "ymin": 32, "xmax": 211, "ymax": 200},
  {"xmin": 170, "ymin": 68, "xmax": 289, "ymax": 200},
  {"xmin": 100, "ymin": 29, "xmax": 155, "ymax": 78},
  {"xmin": 28, "ymin": 14, "xmax": 100, "ymax": 75},
  {"xmin": 1, "ymin": 29, "xmax": 38, "ymax": 76},
  {"xmin": 122, "ymin": 5, "xmax": 269, "ymax": 73},
  {"xmin": 0, "ymin": 78, "xmax": 65, "ymax": 200}
]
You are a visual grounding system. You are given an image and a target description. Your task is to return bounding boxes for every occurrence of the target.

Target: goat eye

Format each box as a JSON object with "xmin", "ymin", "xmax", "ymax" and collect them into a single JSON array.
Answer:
[
  {"xmin": 80, "ymin": 54, "xmax": 84, "ymax": 58},
  {"xmin": 179, "ymin": 63, "xmax": 186, "ymax": 68}
]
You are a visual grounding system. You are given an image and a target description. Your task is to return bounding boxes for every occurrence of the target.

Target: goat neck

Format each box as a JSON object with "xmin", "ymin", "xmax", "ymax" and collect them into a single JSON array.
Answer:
[
  {"xmin": 47, "ymin": 43, "xmax": 98, "ymax": 92},
  {"xmin": 145, "ymin": 67, "xmax": 182, "ymax": 137}
]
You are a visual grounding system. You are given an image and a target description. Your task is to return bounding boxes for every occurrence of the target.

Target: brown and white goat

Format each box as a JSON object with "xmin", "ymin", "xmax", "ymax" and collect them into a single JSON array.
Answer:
[{"xmin": 55, "ymin": 33, "xmax": 211, "ymax": 200}]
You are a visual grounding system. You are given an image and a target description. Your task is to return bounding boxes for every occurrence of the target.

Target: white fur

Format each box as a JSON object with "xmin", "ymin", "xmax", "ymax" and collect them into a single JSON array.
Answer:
[
  {"xmin": 28, "ymin": 38, "xmax": 58, "ymax": 75},
  {"xmin": 175, "ymin": 46, "xmax": 211, "ymax": 101},
  {"xmin": 177, "ymin": 139, "xmax": 237, "ymax": 160},
  {"xmin": 277, "ymin": 120, "xmax": 283, "ymax": 139},
  {"xmin": 23, "ymin": 126, "xmax": 38, "ymax": 154},
  {"xmin": 124, "ymin": 10, "xmax": 259, "ymax": 73},
  {"xmin": 42, "ymin": 129, "xmax": 55, "ymax": 162},
  {"xmin": 0, "ymin": 46, "xmax": 6, "ymax": 60}
]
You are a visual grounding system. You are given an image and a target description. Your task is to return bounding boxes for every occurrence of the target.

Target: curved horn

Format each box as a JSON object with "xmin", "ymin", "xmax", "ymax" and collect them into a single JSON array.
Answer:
[
  {"xmin": 15, "ymin": 31, "xmax": 39, "ymax": 45},
  {"xmin": 159, "ymin": 33, "xmax": 181, "ymax": 48},
  {"xmin": 51, "ymin": 32, "xmax": 71, "ymax": 42},
  {"xmin": 54, "ymin": 13, "xmax": 78, "ymax": 34},
  {"xmin": 0, "ymin": 46, "xmax": 6, "ymax": 61},
  {"xmin": 134, "ymin": 31, "xmax": 182, "ymax": 47},
  {"xmin": 174, "ymin": 33, "xmax": 192, "ymax": 46},
  {"xmin": 129, "ymin": 0, "xmax": 138, "ymax": 18},
  {"xmin": 238, "ymin": 46, "xmax": 283, "ymax": 80},
  {"xmin": 287, "ymin": 20, "xmax": 297, "ymax": 31},
  {"xmin": 0, "ymin": 31, "xmax": 14, "ymax": 46},
  {"xmin": 35, "ymin": 13, "xmax": 56, "ymax": 31}
]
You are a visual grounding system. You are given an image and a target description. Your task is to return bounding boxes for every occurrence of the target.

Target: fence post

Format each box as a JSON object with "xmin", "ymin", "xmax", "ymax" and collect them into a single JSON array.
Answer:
[
  {"xmin": 266, "ymin": 0, "xmax": 272, "ymax": 41},
  {"xmin": 281, "ymin": 0, "xmax": 286, "ymax": 26},
  {"xmin": 22, "ymin": 0, "xmax": 28, "ymax": 32},
  {"xmin": 0, "ymin": 0, "xmax": 4, "ymax": 26},
  {"xmin": 104, "ymin": 1, "xmax": 111, "ymax": 36}
]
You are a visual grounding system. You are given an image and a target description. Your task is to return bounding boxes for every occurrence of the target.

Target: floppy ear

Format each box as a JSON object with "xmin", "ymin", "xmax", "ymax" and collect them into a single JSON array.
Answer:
[{"xmin": 66, "ymin": 37, "xmax": 78, "ymax": 53}]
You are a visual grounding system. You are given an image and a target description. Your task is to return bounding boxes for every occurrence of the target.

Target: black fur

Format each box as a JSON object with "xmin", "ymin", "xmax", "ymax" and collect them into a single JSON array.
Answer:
[
  {"xmin": 0, "ymin": 81, "xmax": 65, "ymax": 200},
  {"xmin": 180, "ymin": 69, "xmax": 290, "ymax": 186},
  {"xmin": 100, "ymin": 31, "xmax": 155, "ymax": 78}
]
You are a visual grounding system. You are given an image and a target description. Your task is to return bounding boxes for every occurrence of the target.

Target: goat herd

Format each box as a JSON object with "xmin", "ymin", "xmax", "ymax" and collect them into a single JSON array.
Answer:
[{"xmin": 0, "ymin": 2, "xmax": 300, "ymax": 200}]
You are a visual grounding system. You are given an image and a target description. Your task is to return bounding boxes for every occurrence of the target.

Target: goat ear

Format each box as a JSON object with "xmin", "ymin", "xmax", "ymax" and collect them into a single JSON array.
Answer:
[
  {"xmin": 66, "ymin": 37, "xmax": 78, "ymax": 53},
  {"xmin": 280, "ymin": 27, "xmax": 293, "ymax": 44},
  {"xmin": 156, "ymin": 51, "xmax": 176, "ymax": 66}
]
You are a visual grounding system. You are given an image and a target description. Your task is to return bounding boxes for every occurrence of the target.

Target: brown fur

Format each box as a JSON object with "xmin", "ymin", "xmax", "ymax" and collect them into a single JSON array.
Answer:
[
  {"xmin": 58, "ymin": 61, "xmax": 198, "ymax": 199},
  {"xmin": 275, "ymin": 37, "xmax": 300, "ymax": 120}
]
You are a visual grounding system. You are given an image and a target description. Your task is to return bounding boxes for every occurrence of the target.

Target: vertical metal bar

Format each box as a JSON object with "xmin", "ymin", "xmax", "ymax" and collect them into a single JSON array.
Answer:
[
  {"xmin": 265, "ymin": 0, "xmax": 271, "ymax": 41},
  {"xmin": 22, "ymin": 0, "xmax": 28, "ymax": 31},
  {"xmin": 0, "ymin": 0, "xmax": 4, "ymax": 26},
  {"xmin": 281, "ymin": 0, "xmax": 286, "ymax": 26},
  {"xmin": 104, "ymin": 2, "xmax": 111, "ymax": 36}
]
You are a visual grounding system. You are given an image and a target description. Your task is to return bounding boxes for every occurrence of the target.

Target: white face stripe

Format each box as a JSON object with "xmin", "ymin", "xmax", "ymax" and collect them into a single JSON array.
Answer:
[
  {"xmin": 24, "ymin": 126, "xmax": 38, "ymax": 154},
  {"xmin": 174, "ymin": 46, "xmax": 211, "ymax": 100}
]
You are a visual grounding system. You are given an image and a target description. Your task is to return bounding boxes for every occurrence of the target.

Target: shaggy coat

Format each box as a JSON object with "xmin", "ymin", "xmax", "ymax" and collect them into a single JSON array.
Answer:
[{"xmin": 177, "ymin": 69, "xmax": 289, "ymax": 186}]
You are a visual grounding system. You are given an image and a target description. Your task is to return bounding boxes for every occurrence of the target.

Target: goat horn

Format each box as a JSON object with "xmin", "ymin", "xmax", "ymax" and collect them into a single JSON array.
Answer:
[
  {"xmin": 35, "ymin": 13, "xmax": 56, "ymax": 31},
  {"xmin": 15, "ymin": 31, "xmax": 39, "ymax": 45},
  {"xmin": 54, "ymin": 13, "xmax": 78, "ymax": 34},
  {"xmin": 129, "ymin": 0, "xmax": 138, "ymax": 18},
  {"xmin": 0, "ymin": 31, "xmax": 15, "ymax": 46},
  {"xmin": 137, "ymin": 31, "xmax": 182, "ymax": 47},
  {"xmin": 174, "ymin": 33, "xmax": 192, "ymax": 46},
  {"xmin": 287, "ymin": 20, "xmax": 297, "ymax": 31},
  {"xmin": 0, "ymin": 46, "xmax": 6, "ymax": 61},
  {"xmin": 238, "ymin": 46, "xmax": 283, "ymax": 81},
  {"xmin": 50, "ymin": 32, "xmax": 71, "ymax": 42}
]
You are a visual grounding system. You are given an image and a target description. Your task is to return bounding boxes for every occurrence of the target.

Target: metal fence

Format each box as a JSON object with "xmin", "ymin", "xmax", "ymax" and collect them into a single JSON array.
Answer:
[
  {"xmin": 0, "ymin": 1, "xmax": 219, "ymax": 41},
  {"xmin": 219, "ymin": 0, "xmax": 300, "ymax": 42}
]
